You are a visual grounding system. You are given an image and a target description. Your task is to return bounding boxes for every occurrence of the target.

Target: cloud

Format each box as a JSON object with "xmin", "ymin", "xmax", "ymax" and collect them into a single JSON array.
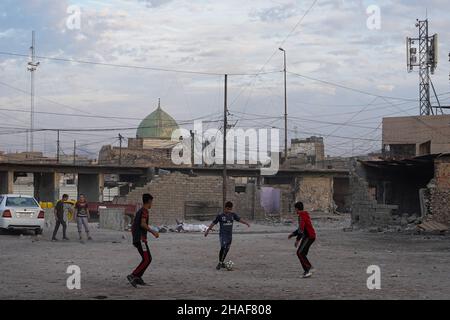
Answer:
[
  {"xmin": 1, "ymin": 0, "xmax": 450, "ymax": 156},
  {"xmin": 135, "ymin": 0, "xmax": 173, "ymax": 8},
  {"xmin": 250, "ymin": 3, "xmax": 298, "ymax": 22},
  {"xmin": 377, "ymin": 84, "xmax": 395, "ymax": 92}
]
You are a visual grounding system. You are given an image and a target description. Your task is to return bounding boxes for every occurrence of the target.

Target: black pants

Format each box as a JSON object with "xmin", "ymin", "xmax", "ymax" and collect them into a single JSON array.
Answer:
[
  {"xmin": 52, "ymin": 217, "xmax": 67, "ymax": 239},
  {"xmin": 219, "ymin": 235, "xmax": 232, "ymax": 263},
  {"xmin": 132, "ymin": 241, "xmax": 152, "ymax": 278},
  {"xmin": 297, "ymin": 237, "xmax": 315, "ymax": 272}
]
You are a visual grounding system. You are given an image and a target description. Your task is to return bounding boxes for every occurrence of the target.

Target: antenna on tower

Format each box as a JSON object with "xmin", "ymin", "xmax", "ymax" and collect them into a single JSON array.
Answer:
[
  {"xmin": 27, "ymin": 30, "xmax": 40, "ymax": 152},
  {"xmin": 406, "ymin": 19, "xmax": 442, "ymax": 115}
]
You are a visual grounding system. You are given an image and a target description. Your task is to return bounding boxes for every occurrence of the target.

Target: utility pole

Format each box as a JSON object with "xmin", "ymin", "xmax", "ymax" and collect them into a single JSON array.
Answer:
[
  {"xmin": 279, "ymin": 48, "xmax": 288, "ymax": 161},
  {"xmin": 56, "ymin": 130, "xmax": 60, "ymax": 163},
  {"xmin": 73, "ymin": 140, "xmax": 76, "ymax": 181},
  {"xmin": 223, "ymin": 74, "xmax": 228, "ymax": 208},
  {"xmin": 25, "ymin": 129, "xmax": 29, "ymax": 153},
  {"xmin": 118, "ymin": 133, "xmax": 124, "ymax": 165},
  {"xmin": 27, "ymin": 31, "xmax": 39, "ymax": 151},
  {"xmin": 73, "ymin": 140, "xmax": 76, "ymax": 165},
  {"xmin": 190, "ymin": 130, "xmax": 195, "ymax": 166}
]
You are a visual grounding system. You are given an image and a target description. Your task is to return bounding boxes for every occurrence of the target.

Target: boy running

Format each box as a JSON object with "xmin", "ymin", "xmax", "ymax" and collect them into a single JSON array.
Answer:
[
  {"xmin": 127, "ymin": 193, "xmax": 159, "ymax": 287},
  {"xmin": 204, "ymin": 201, "xmax": 250, "ymax": 270},
  {"xmin": 288, "ymin": 201, "xmax": 316, "ymax": 278}
]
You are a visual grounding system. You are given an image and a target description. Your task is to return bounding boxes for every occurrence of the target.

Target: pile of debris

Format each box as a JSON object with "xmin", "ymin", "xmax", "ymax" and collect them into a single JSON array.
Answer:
[{"xmin": 417, "ymin": 219, "xmax": 449, "ymax": 234}]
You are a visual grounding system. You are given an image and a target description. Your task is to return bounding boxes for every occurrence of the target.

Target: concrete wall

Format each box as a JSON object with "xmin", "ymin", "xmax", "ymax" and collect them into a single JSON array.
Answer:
[
  {"xmin": 78, "ymin": 173, "xmax": 104, "ymax": 202},
  {"xmin": 382, "ymin": 115, "xmax": 450, "ymax": 158},
  {"xmin": 428, "ymin": 155, "xmax": 450, "ymax": 224},
  {"xmin": 98, "ymin": 144, "xmax": 175, "ymax": 166},
  {"xmin": 0, "ymin": 171, "xmax": 13, "ymax": 194},
  {"xmin": 99, "ymin": 207, "xmax": 127, "ymax": 231},
  {"xmin": 33, "ymin": 172, "xmax": 60, "ymax": 203},
  {"xmin": 295, "ymin": 176, "xmax": 334, "ymax": 213}
]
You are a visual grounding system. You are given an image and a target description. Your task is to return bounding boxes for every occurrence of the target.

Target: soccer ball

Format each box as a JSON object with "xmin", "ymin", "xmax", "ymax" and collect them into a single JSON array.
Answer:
[{"xmin": 224, "ymin": 260, "xmax": 234, "ymax": 271}]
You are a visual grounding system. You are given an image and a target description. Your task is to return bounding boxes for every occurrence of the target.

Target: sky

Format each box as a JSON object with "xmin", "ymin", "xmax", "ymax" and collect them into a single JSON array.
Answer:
[{"xmin": 0, "ymin": 0, "xmax": 449, "ymax": 158}]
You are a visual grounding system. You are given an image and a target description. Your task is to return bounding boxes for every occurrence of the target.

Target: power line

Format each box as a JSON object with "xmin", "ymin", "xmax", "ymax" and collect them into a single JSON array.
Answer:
[
  {"xmin": 0, "ymin": 51, "xmax": 282, "ymax": 76},
  {"xmin": 229, "ymin": 0, "xmax": 319, "ymax": 109},
  {"xmin": 287, "ymin": 71, "xmax": 418, "ymax": 102}
]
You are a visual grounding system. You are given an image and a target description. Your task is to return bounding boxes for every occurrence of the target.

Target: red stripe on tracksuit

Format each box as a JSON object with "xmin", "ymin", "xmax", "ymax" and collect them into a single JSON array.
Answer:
[{"xmin": 132, "ymin": 240, "xmax": 152, "ymax": 278}]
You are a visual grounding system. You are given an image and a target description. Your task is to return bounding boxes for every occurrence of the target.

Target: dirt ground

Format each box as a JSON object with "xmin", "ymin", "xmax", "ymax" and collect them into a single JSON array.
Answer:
[{"xmin": 0, "ymin": 213, "xmax": 449, "ymax": 300}]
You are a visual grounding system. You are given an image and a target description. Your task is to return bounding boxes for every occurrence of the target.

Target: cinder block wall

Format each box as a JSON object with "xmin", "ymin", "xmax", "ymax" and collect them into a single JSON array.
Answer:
[
  {"xmin": 125, "ymin": 172, "xmax": 264, "ymax": 225},
  {"xmin": 350, "ymin": 173, "xmax": 398, "ymax": 228}
]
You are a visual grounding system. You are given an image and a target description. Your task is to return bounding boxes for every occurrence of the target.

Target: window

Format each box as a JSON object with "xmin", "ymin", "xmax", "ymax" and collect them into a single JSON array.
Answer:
[{"xmin": 6, "ymin": 197, "xmax": 39, "ymax": 207}]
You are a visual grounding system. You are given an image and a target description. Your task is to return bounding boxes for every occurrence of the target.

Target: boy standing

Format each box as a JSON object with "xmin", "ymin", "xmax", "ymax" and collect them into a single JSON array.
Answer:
[
  {"xmin": 204, "ymin": 201, "xmax": 250, "ymax": 270},
  {"xmin": 127, "ymin": 193, "xmax": 159, "ymax": 287},
  {"xmin": 75, "ymin": 194, "xmax": 92, "ymax": 241},
  {"xmin": 52, "ymin": 194, "xmax": 70, "ymax": 241},
  {"xmin": 288, "ymin": 201, "xmax": 316, "ymax": 278}
]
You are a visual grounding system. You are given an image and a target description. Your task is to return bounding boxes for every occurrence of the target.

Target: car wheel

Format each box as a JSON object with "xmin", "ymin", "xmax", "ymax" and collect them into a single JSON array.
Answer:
[{"xmin": 35, "ymin": 228, "xmax": 43, "ymax": 235}]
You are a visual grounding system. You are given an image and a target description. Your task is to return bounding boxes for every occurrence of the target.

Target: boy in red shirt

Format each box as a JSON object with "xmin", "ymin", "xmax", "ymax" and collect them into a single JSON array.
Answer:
[
  {"xmin": 288, "ymin": 201, "xmax": 316, "ymax": 278},
  {"xmin": 127, "ymin": 193, "xmax": 159, "ymax": 287}
]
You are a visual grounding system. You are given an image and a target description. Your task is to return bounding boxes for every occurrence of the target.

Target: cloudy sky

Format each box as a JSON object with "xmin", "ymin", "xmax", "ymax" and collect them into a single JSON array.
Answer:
[{"xmin": 0, "ymin": 0, "xmax": 449, "ymax": 158}]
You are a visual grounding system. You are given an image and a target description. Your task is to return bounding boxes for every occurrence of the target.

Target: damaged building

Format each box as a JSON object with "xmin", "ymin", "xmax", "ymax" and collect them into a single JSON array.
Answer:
[
  {"xmin": 351, "ymin": 114, "xmax": 450, "ymax": 230},
  {"xmin": 117, "ymin": 168, "xmax": 349, "ymax": 225}
]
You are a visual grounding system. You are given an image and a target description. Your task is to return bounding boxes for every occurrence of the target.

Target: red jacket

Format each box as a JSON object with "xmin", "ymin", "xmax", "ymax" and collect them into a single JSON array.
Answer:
[{"xmin": 297, "ymin": 211, "xmax": 316, "ymax": 239}]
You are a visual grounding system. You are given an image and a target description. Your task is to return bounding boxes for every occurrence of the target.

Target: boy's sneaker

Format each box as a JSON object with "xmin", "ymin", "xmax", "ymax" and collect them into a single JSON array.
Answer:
[
  {"xmin": 51, "ymin": 238, "xmax": 58, "ymax": 241},
  {"xmin": 87, "ymin": 236, "xmax": 93, "ymax": 241},
  {"xmin": 127, "ymin": 274, "xmax": 138, "ymax": 288},
  {"xmin": 302, "ymin": 271, "xmax": 313, "ymax": 278},
  {"xmin": 63, "ymin": 237, "xmax": 69, "ymax": 241},
  {"xmin": 216, "ymin": 263, "xmax": 222, "ymax": 270},
  {"xmin": 135, "ymin": 277, "xmax": 147, "ymax": 286}
]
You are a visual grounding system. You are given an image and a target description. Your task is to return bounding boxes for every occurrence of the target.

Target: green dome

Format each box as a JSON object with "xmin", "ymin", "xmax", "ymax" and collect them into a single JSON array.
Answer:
[{"xmin": 136, "ymin": 102, "xmax": 179, "ymax": 139}]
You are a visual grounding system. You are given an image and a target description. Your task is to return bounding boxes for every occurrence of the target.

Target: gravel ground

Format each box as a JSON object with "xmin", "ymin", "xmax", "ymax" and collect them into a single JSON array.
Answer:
[{"xmin": 0, "ymin": 213, "xmax": 449, "ymax": 300}]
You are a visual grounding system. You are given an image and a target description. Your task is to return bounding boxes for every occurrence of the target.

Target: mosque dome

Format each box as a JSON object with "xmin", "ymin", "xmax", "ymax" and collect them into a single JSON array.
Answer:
[{"xmin": 136, "ymin": 100, "xmax": 179, "ymax": 139}]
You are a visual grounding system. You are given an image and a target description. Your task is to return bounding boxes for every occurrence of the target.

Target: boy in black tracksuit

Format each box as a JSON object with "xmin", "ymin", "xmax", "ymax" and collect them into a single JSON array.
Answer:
[
  {"xmin": 288, "ymin": 201, "xmax": 316, "ymax": 278},
  {"xmin": 204, "ymin": 201, "xmax": 250, "ymax": 270},
  {"xmin": 127, "ymin": 193, "xmax": 159, "ymax": 287}
]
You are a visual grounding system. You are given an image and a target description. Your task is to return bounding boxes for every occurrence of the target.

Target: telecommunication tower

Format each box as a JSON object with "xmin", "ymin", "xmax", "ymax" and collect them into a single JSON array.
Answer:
[{"xmin": 406, "ymin": 19, "xmax": 441, "ymax": 115}]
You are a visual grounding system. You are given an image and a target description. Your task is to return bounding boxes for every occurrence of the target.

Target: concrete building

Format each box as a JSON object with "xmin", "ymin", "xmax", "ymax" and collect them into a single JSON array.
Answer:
[
  {"xmin": 382, "ymin": 115, "xmax": 450, "ymax": 159},
  {"xmin": 287, "ymin": 136, "xmax": 325, "ymax": 168},
  {"xmin": 351, "ymin": 153, "xmax": 450, "ymax": 228}
]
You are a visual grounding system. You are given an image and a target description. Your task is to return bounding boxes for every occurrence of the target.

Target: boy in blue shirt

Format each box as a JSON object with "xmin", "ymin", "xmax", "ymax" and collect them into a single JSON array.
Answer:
[{"xmin": 204, "ymin": 201, "xmax": 250, "ymax": 270}]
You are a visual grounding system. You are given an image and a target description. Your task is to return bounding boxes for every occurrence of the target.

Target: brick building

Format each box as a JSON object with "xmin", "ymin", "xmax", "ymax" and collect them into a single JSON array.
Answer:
[{"xmin": 382, "ymin": 115, "xmax": 450, "ymax": 159}]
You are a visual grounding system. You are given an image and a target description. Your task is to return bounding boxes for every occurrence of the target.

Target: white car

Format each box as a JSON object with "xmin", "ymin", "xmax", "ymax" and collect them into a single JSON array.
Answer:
[{"xmin": 0, "ymin": 194, "xmax": 45, "ymax": 235}]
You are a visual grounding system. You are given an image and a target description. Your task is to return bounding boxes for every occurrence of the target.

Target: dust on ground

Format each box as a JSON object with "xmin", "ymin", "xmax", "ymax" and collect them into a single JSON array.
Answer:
[{"xmin": 1, "ymin": 213, "xmax": 449, "ymax": 300}]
